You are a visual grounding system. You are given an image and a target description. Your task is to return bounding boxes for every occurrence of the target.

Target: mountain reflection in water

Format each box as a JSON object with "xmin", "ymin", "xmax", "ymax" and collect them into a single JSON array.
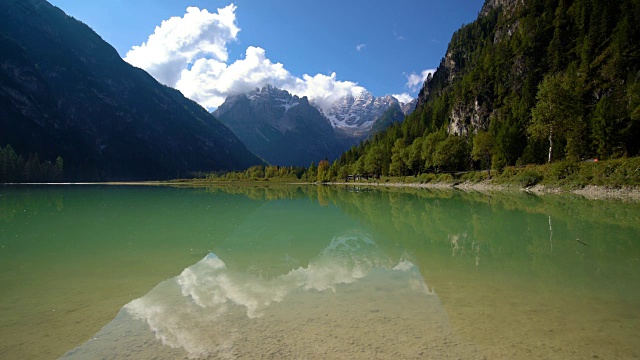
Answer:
[
  {"xmin": 3, "ymin": 185, "xmax": 636, "ymax": 359},
  {"xmin": 62, "ymin": 230, "xmax": 479, "ymax": 359}
]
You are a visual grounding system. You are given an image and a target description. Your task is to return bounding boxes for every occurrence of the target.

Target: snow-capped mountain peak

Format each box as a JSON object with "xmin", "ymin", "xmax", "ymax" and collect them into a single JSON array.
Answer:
[
  {"xmin": 242, "ymin": 85, "xmax": 303, "ymax": 112},
  {"xmin": 218, "ymin": 84, "xmax": 416, "ymax": 139},
  {"xmin": 323, "ymin": 91, "xmax": 402, "ymax": 135}
]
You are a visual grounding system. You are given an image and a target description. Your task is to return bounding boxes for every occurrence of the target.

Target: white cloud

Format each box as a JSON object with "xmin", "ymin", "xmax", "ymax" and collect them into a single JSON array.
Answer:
[
  {"xmin": 124, "ymin": 4, "xmax": 240, "ymax": 87},
  {"xmin": 176, "ymin": 46, "xmax": 295, "ymax": 109},
  {"xmin": 405, "ymin": 68, "xmax": 436, "ymax": 92},
  {"xmin": 356, "ymin": 43, "xmax": 366, "ymax": 52},
  {"xmin": 286, "ymin": 72, "xmax": 366, "ymax": 114},
  {"xmin": 176, "ymin": 46, "xmax": 366, "ymax": 114},
  {"xmin": 124, "ymin": 4, "xmax": 379, "ymax": 112},
  {"xmin": 392, "ymin": 93, "xmax": 413, "ymax": 104}
]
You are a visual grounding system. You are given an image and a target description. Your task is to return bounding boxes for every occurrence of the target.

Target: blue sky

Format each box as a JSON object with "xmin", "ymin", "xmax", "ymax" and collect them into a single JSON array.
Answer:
[{"xmin": 49, "ymin": 0, "xmax": 484, "ymax": 109}]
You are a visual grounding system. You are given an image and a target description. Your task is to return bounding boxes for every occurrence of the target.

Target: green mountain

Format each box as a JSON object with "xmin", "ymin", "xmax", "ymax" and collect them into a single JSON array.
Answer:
[
  {"xmin": 370, "ymin": 102, "xmax": 406, "ymax": 135},
  {"xmin": 0, "ymin": 0, "xmax": 262, "ymax": 181},
  {"xmin": 334, "ymin": 0, "xmax": 640, "ymax": 176}
]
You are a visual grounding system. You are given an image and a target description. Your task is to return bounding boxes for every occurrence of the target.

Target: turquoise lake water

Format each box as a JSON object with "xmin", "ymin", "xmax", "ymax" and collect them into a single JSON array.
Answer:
[{"xmin": 0, "ymin": 185, "xmax": 639, "ymax": 359}]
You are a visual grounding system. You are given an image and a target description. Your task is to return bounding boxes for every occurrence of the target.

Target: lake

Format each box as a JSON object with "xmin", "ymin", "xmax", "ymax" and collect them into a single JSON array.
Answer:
[{"xmin": 0, "ymin": 185, "xmax": 639, "ymax": 359}]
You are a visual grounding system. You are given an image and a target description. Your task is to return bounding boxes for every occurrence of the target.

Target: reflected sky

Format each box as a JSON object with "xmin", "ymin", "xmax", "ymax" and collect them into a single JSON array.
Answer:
[{"xmin": 62, "ymin": 229, "xmax": 477, "ymax": 359}]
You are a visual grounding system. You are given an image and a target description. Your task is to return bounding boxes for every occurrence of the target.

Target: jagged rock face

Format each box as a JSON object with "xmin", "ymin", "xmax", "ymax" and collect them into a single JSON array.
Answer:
[
  {"xmin": 482, "ymin": 0, "xmax": 523, "ymax": 44},
  {"xmin": 493, "ymin": 19, "xmax": 520, "ymax": 43},
  {"xmin": 480, "ymin": 0, "xmax": 523, "ymax": 17},
  {"xmin": 401, "ymin": 98, "xmax": 418, "ymax": 116},
  {"xmin": 214, "ymin": 85, "xmax": 355, "ymax": 166},
  {"xmin": 444, "ymin": 51, "xmax": 457, "ymax": 82},
  {"xmin": 448, "ymin": 99, "xmax": 491, "ymax": 136},
  {"xmin": 228, "ymin": 84, "xmax": 305, "ymax": 133},
  {"xmin": 324, "ymin": 92, "xmax": 400, "ymax": 136}
]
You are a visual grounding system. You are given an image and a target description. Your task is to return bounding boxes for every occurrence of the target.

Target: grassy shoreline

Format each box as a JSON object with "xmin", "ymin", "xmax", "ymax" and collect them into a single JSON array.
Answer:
[
  {"xmin": 6, "ymin": 158, "xmax": 638, "ymax": 201},
  {"xmin": 171, "ymin": 157, "xmax": 640, "ymax": 201}
]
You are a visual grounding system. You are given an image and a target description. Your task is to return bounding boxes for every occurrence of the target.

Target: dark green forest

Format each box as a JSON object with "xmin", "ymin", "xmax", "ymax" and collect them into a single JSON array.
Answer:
[
  {"xmin": 0, "ymin": 144, "xmax": 63, "ymax": 182},
  {"xmin": 328, "ymin": 0, "xmax": 640, "ymax": 178}
]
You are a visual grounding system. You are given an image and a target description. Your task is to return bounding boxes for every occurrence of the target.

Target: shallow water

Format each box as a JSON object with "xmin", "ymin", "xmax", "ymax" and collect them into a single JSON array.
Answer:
[{"xmin": 0, "ymin": 185, "xmax": 639, "ymax": 359}]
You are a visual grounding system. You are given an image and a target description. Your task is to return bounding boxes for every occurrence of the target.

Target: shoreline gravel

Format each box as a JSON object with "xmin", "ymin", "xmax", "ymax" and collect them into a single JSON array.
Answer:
[
  {"xmin": 6, "ymin": 181, "xmax": 639, "ymax": 201},
  {"xmin": 330, "ymin": 181, "xmax": 640, "ymax": 201}
]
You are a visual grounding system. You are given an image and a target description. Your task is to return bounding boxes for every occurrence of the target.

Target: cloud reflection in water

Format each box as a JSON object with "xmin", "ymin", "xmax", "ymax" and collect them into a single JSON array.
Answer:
[{"xmin": 63, "ymin": 231, "xmax": 461, "ymax": 360}]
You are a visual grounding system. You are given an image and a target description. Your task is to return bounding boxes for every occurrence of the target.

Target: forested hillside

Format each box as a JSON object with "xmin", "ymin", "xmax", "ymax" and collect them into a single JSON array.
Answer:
[
  {"xmin": 0, "ymin": 0, "xmax": 262, "ymax": 181},
  {"xmin": 331, "ymin": 0, "xmax": 640, "ymax": 178}
]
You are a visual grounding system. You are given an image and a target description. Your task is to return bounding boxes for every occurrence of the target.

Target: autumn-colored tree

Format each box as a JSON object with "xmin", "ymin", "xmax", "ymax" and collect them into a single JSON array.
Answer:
[{"xmin": 317, "ymin": 159, "xmax": 330, "ymax": 182}]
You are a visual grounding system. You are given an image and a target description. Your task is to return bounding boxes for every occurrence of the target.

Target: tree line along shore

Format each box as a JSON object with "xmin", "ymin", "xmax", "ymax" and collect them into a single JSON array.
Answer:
[{"xmin": 179, "ymin": 156, "xmax": 640, "ymax": 198}]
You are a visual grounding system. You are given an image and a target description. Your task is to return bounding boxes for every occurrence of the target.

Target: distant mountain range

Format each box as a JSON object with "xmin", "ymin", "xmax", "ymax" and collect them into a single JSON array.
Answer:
[
  {"xmin": 370, "ymin": 102, "xmax": 407, "ymax": 135},
  {"xmin": 214, "ymin": 85, "xmax": 416, "ymax": 166},
  {"xmin": 214, "ymin": 85, "xmax": 353, "ymax": 166},
  {"xmin": 323, "ymin": 92, "xmax": 413, "ymax": 137},
  {"xmin": 0, "ymin": 0, "xmax": 262, "ymax": 181}
]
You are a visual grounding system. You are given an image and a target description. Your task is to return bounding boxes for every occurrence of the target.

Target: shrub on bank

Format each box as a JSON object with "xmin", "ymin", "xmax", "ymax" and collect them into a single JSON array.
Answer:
[
  {"xmin": 198, "ymin": 157, "xmax": 640, "ymax": 189},
  {"xmin": 492, "ymin": 157, "xmax": 640, "ymax": 188},
  {"xmin": 459, "ymin": 171, "xmax": 489, "ymax": 183},
  {"xmin": 516, "ymin": 168, "xmax": 544, "ymax": 187}
]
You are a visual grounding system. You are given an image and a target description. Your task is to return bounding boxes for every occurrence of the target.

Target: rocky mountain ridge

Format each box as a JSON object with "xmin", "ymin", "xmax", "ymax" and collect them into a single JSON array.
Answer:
[
  {"xmin": 214, "ymin": 84, "xmax": 417, "ymax": 165},
  {"xmin": 214, "ymin": 85, "xmax": 355, "ymax": 166},
  {"xmin": 323, "ymin": 92, "xmax": 406, "ymax": 136},
  {"xmin": 400, "ymin": 98, "xmax": 418, "ymax": 116}
]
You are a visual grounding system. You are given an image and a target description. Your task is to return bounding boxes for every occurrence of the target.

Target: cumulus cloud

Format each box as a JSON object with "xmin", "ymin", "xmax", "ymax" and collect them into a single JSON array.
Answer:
[
  {"xmin": 124, "ymin": 4, "xmax": 240, "ymax": 87},
  {"xmin": 356, "ymin": 43, "xmax": 366, "ymax": 52},
  {"xmin": 286, "ymin": 72, "xmax": 366, "ymax": 114},
  {"xmin": 176, "ymin": 46, "xmax": 294, "ymax": 109},
  {"xmin": 405, "ymin": 68, "xmax": 436, "ymax": 92},
  {"xmin": 125, "ymin": 4, "xmax": 373, "ymax": 112},
  {"xmin": 176, "ymin": 46, "xmax": 366, "ymax": 113},
  {"xmin": 392, "ymin": 93, "xmax": 414, "ymax": 104}
]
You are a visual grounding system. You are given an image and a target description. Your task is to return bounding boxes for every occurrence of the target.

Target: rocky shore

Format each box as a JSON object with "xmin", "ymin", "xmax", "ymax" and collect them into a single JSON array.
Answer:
[{"xmin": 331, "ymin": 181, "xmax": 640, "ymax": 202}]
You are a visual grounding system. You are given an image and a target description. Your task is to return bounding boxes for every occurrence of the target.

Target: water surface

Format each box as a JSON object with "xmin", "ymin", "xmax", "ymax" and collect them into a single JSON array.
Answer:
[{"xmin": 0, "ymin": 185, "xmax": 639, "ymax": 359}]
